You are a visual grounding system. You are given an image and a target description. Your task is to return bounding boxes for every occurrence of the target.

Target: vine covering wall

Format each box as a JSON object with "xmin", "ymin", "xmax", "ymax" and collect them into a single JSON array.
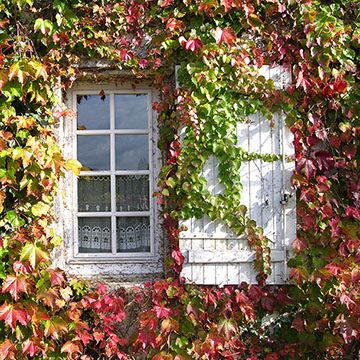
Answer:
[{"xmin": 0, "ymin": 0, "xmax": 358, "ymax": 359}]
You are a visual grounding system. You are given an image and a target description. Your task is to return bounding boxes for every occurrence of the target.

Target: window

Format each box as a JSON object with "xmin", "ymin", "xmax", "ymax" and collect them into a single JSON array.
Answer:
[
  {"xmin": 75, "ymin": 91, "xmax": 153, "ymax": 257},
  {"xmin": 56, "ymin": 82, "xmax": 164, "ymax": 279}
]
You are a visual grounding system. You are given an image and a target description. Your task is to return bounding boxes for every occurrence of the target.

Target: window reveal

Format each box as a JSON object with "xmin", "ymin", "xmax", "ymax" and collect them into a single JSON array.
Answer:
[{"xmin": 75, "ymin": 92, "xmax": 152, "ymax": 256}]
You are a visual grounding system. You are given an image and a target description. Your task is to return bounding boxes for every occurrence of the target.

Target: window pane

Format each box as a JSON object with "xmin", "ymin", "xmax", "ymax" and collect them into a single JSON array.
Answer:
[
  {"xmin": 115, "ymin": 94, "xmax": 148, "ymax": 129},
  {"xmin": 116, "ymin": 217, "xmax": 150, "ymax": 253},
  {"xmin": 116, "ymin": 175, "xmax": 149, "ymax": 211},
  {"xmin": 115, "ymin": 135, "xmax": 149, "ymax": 170},
  {"xmin": 78, "ymin": 176, "xmax": 111, "ymax": 212},
  {"xmin": 78, "ymin": 217, "xmax": 111, "ymax": 253},
  {"xmin": 77, "ymin": 95, "xmax": 110, "ymax": 130},
  {"xmin": 78, "ymin": 135, "xmax": 110, "ymax": 171}
]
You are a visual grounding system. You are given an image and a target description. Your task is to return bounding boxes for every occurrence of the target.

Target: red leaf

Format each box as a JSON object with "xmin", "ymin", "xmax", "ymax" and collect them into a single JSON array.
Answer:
[
  {"xmin": 345, "ymin": 206, "xmax": 360, "ymax": 220},
  {"xmin": 161, "ymin": 318, "xmax": 179, "ymax": 333},
  {"xmin": 154, "ymin": 305, "xmax": 171, "ymax": 319},
  {"xmin": 334, "ymin": 314, "xmax": 359, "ymax": 343},
  {"xmin": 0, "ymin": 302, "xmax": 30, "ymax": 331},
  {"xmin": 185, "ymin": 37, "xmax": 203, "ymax": 54},
  {"xmin": 214, "ymin": 27, "xmax": 236, "ymax": 46},
  {"xmin": 138, "ymin": 59, "xmax": 148, "ymax": 69},
  {"xmin": 292, "ymin": 237, "xmax": 307, "ymax": 253},
  {"xmin": 289, "ymin": 267, "xmax": 308, "ymax": 284},
  {"xmin": 339, "ymin": 293, "xmax": 355, "ymax": 309},
  {"xmin": 248, "ymin": 285, "xmax": 263, "ymax": 302},
  {"xmin": 207, "ymin": 331, "xmax": 225, "ymax": 349},
  {"xmin": 119, "ymin": 49, "xmax": 134, "ymax": 61},
  {"xmin": 221, "ymin": 0, "xmax": 233, "ymax": 12},
  {"xmin": 172, "ymin": 249, "xmax": 185, "ymax": 266},
  {"xmin": 0, "ymin": 339, "xmax": 16, "ymax": 360},
  {"xmin": 166, "ymin": 18, "xmax": 183, "ymax": 32},
  {"xmin": 261, "ymin": 296, "xmax": 275, "ymax": 312},
  {"xmin": 49, "ymin": 268, "xmax": 66, "ymax": 287},
  {"xmin": 291, "ymin": 317, "xmax": 305, "ymax": 332},
  {"xmin": 138, "ymin": 329, "xmax": 157, "ymax": 349},
  {"xmin": 93, "ymin": 331, "xmax": 104, "ymax": 343},
  {"xmin": 333, "ymin": 80, "xmax": 347, "ymax": 93},
  {"xmin": 217, "ymin": 318, "xmax": 237, "ymax": 339},
  {"xmin": 296, "ymin": 157, "xmax": 316, "ymax": 179},
  {"xmin": 2, "ymin": 274, "xmax": 29, "ymax": 301},
  {"xmin": 343, "ymin": 145, "xmax": 356, "ymax": 159},
  {"xmin": 314, "ymin": 150, "xmax": 334, "ymax": 171},
  {"xmin": 12, "ymin": 260, "xmax": 32, "ymax": 275},
  {"xmin": 22, "ymin": 339, "xmax": 41, "ymax": 357},
  {"xmin": 325, "ymin": 263, "xmax": 342, "ymax": 276},
  {"xmin": 265, "ymin": 354, "xmax": 280, "ymax": 360},
  {"xmin": 76, "ymin": 330, "xmax": 93, "ymax": 346},
  {"xmin": 169, "ymin": 140, "xmax": 181, "ymax": 158},
  {"xmin": 296, "ymin": 71, "xmax": 311, "ymax": 93}
]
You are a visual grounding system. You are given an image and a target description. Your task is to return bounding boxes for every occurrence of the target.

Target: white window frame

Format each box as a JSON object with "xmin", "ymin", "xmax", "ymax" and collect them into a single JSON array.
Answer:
[{"xmin": 59, "ymin": 82, "xmax": 162, "ymax": 267}]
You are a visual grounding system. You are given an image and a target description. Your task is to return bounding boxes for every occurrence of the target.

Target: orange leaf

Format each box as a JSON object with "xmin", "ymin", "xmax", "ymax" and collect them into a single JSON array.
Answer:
[
  {"xmin": 0, "ymin": 190, "xmax": 5, "ymax": 213},
  {"xmin": 61, "ymin": 341, "xmax": 83, "ymax": 360}
]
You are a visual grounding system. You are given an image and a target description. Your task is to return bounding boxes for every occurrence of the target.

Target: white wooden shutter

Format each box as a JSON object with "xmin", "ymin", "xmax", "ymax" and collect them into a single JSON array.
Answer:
[{"xmin": 180, "ymin": 66, "xmax": 295, "ymax": 285}]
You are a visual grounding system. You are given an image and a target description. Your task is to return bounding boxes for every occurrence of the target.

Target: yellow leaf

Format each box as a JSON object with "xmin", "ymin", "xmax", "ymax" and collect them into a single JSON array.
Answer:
[
  {"xmin": 20, "ymin": 242, "xmax": 50, "ymax": 268},
  {"xmin": 31, "ymin": 201, "xmax": 50, "ymax": 217},
  {"xmin": 8, "ymin": 63, "xmax": 24, "ymax": 84},
  {"xmin": 44, "ymin": 316, "xmax": 68, "ymax": 339},
  {"xmin": 65, "ymin": 159, "xmax": 82, "ymax": 176}
]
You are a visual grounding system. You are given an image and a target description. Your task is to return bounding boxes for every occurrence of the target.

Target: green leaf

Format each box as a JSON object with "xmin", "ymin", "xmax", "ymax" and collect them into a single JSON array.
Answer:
[
  {"xmin": 165, "ymin": 177, "xmax": 176, "ymax": 188},
  {"xmin": 34, "ymin": 18, "xmax": 53, "ymax": 35},
  {"xmin": 162, "ymin": 188, "xmax": 170, "ymax": 197},
  {"xmin": 5, "ymin": 211, "xmax": 25, "ymax": 227}
]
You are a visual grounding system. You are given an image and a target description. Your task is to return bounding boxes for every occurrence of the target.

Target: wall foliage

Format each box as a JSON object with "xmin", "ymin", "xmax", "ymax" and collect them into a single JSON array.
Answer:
[{"xmin": 0, "ymin": 0, "xmax": 358, "ymax": 358}]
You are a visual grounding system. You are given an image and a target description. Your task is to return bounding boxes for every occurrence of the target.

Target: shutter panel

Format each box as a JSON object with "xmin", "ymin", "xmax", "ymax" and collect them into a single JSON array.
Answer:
[{"xmin": 180, "ymin": 66, "xmax": 295, "ymax": 285}]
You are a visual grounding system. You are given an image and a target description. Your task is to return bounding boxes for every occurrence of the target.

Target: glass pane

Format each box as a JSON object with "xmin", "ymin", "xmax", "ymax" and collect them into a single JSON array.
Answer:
[
  {"xmin": 116, "ymin": 217, "xmax": 150, "ymax": 253},
  {"xmin": 116, "ymin": 175, "xmax": 149, "ymax": 211},
  {"xmin": 78, "ymin": 217, "xmax": 111, "ymax": 253},
  {"xmin": 115, "ymin": 135, "xmax": 149, "ymax": 170},
  {"xmin": 77, "ymin": 94, "xmax": 110, "ymax": 130},
  {"xmin": 77, "ymin": 135, "xmax": 110, "ymax": 171},
  {"xmin": 115, "ymin": 94, "xmax": 148, "ymax": 129},
  {"xmin": 78, "ymin": 176, "xmax": 111, "ymax": 212}
]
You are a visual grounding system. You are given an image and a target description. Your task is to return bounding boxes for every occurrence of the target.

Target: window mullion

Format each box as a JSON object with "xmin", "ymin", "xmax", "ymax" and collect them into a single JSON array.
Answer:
[{"xmin": 110, "ymin": 92, "xmax": 116, "ymax": 255}]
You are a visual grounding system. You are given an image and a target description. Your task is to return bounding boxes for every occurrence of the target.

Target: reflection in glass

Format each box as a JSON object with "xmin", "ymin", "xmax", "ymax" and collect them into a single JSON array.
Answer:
[
  {"xmin": 78, "ymin": 176, "xmax": 111, "ymax": 212},
  {"xmin": 115, "ymin": 135, "xmax": 149, "ymax": 170},
  {"xmin": 116, "ymin": 175, "xmax": 149, "ymax": 211},
  {"xmin": 116, "ymin": 217, "xmax": 150, "ymax": 253},
  {"xmin": 115, "ymin": 94, "xmax": 148, "ymax": 129},
  {"xmin": 78, "ymin": 217, "xmax": 111, "ymax": 253},
  {"xmin": 77, "ymin": 135, "xmax": 110, "ymax": 171},
  {"xmin": 77, "ymin": 95, "xmax": 110, "ymax": 130}
]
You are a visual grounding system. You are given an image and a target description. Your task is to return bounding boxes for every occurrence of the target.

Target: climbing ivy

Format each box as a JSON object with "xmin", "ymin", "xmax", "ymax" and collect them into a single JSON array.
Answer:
[{"xmin": 0, "ymin": 0, "xmax": 358, "ymax": 358}]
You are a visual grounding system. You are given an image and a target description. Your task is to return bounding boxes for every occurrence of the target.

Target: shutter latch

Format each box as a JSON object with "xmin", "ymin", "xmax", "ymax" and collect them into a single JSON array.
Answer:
[{"xmin": 280, "ymin": 190, "xmax": 292, "ymax": 205}]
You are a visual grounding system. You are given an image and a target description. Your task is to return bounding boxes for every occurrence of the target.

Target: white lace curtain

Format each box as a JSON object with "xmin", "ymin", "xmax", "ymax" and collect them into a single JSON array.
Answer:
[{"xmin": 78, "ymin": 175, "xmax": 150, "ymax": 253}]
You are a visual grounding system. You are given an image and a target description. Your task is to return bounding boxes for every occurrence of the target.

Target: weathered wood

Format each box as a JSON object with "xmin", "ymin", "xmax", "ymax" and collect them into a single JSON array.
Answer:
[{"xmin": 180, "ymin": 66, "xmax": 295, "ymax": 285}]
